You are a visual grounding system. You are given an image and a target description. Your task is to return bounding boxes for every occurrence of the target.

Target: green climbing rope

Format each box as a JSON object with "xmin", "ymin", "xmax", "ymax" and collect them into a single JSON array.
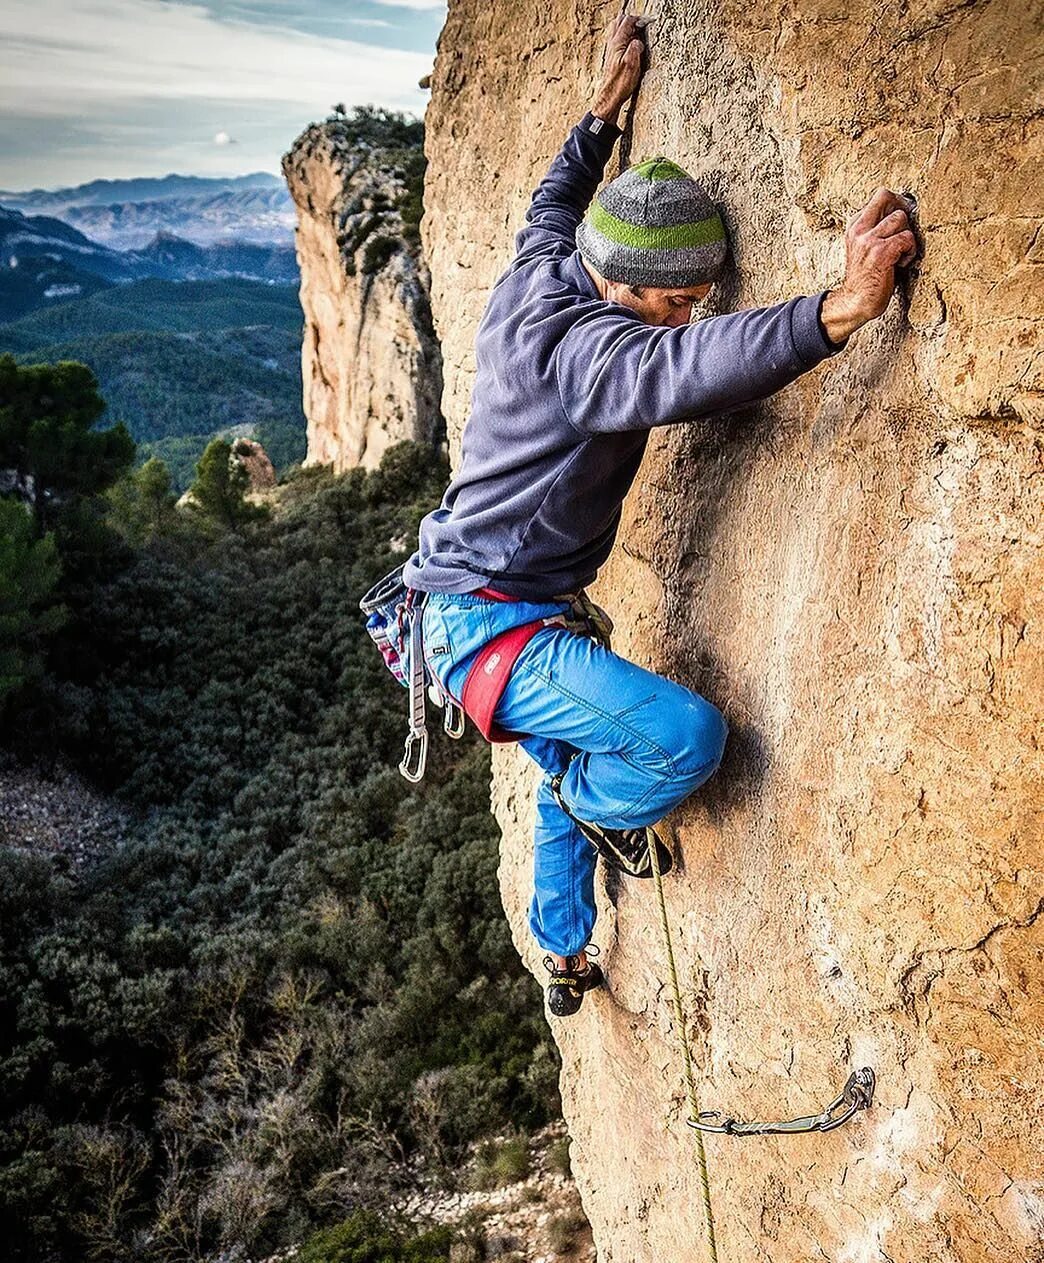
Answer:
[{"xmin": 648, "ymin": 826, "xmax": 719, "ymax": 1263}]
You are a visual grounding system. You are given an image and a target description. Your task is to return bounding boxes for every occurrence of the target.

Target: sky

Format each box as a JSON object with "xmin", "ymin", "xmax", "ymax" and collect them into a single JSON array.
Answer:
[{"xmin": 0, "ymin": 0, "xmax": 445, "ymax": 191}]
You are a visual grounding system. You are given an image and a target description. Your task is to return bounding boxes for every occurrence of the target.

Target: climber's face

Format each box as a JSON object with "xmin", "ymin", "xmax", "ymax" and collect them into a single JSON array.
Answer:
[{"xmin": 606, "ymin": 280, "xmax": 714, "ymax": 327}]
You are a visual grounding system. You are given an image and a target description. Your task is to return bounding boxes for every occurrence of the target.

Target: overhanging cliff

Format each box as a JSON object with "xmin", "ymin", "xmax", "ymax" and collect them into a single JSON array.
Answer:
[{"xmin": 422, "ymin": 2, "xmax": 1043, "ymax": 1260}]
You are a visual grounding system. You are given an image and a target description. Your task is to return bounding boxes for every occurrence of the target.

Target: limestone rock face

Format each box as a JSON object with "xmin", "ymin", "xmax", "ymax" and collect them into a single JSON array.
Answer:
[
  {"xmin": 283, "ymin": 121, "xmax": 442, "ymax": 471},
  {"xmin": 422, "ymin": 3, "xmax": 1043, "ymax": 1260}
]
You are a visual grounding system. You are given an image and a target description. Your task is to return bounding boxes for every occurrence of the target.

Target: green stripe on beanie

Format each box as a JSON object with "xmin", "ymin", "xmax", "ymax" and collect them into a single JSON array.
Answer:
[
  {"xmin": 576, "ymin": 154, "xmax": 729, "ymax": 287},
  {"xmin": 586, "ymin": 200, "xmax": 726, "ymax": 251}
]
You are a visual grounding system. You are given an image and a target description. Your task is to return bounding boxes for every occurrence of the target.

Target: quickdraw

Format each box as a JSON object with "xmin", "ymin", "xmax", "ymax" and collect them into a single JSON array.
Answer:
[
  {"xmin": 689, "ymin": 1068, "xmax": 876, "ymax": 1137},
  {"xmin": 648, "ymin": 827, "xmax": 876, "ymax": 1263},
  {"xmin": 400, "ymin": 594, "xmax": 429, "ymax": 782},
  {"xmin": 400, "ymin": 591, "xmax": 466, "ymax": 782}
]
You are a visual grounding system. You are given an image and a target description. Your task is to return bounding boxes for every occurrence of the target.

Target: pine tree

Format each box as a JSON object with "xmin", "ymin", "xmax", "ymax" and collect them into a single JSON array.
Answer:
[
  {"xmin": 188, "ymin": 438, "xmax": 265, "ymax": 529},
  {"xmin": 106, "ymin": 457, "xmax": 178, "ymax": 544},
  {"xmin": 0, "ymin": 354, "xmax": 135, "ymax": 536},
  {"xmin": 0, "ymin": 498, "xmax": 65, "ymax": 700}
]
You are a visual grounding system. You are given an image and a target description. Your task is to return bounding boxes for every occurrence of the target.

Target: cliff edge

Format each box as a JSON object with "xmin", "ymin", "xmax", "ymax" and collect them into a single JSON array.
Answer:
[
  {"xmin": 422, "ymin": 2, "xmax": 1043, "ymax": 1260},
  {"xmin": 283, "ymin": 113, "xmax": 443, "ymax": 471}
]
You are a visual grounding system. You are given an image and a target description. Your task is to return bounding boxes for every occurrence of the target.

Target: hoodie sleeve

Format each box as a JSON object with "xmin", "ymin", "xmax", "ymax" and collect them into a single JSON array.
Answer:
[
  {"xmin": 553, "ymin": 291, "xmax": 847, "ymax": 433},
  {"xmin": 514, "ymin": 113, "xmax": 623, "ymax": 261}
]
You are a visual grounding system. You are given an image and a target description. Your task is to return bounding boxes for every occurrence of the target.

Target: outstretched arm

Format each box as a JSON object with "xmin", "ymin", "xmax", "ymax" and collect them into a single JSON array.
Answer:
[
  {"xmin": 554, "ymin": 293, "xmax": 841, "ymax": 433},
  {"xmin": 515, "ymin": 12, "xmax": 648, "ymax": 260},
  {"xmin": 555, "ymin": 186, "xmax": 919, "ymax": 432}
]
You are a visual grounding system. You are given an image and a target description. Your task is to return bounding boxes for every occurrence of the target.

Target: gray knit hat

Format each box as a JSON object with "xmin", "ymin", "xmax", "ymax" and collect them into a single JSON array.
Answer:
[{"xmin": 576, "ymin": 156, "xmax": 728, "ymax": 288}]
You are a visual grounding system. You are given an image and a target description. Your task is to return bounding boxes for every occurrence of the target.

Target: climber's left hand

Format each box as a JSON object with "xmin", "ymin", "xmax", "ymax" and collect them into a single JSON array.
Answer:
[{"xmin": 592, "ymin": 11, "xmax": 648, "ymax": 126}]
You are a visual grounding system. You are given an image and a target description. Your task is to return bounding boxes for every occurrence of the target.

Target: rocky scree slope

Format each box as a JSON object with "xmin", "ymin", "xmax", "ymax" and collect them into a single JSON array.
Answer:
[
  {"xmin": 416, "ymin": 1, "xmax": 1044, "ymax": 1261},
  {"xmin": 282, "ymin": 117, "xmax": 443, "ymax": 472}
]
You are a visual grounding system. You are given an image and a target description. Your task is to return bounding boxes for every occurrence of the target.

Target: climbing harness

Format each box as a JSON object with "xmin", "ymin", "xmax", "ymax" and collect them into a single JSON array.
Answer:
[
  {"xmin": 360, "ymin": 567, "xmax": 615, "ymax": 781},
  {"xmin": 359, "ymin": 564, "xmax": 465, "ymax": 783}
]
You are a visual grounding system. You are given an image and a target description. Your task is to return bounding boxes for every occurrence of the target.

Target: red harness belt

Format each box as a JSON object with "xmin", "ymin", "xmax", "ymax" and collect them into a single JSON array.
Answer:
[{"xmin": 460, "ymin": 587, "xmax": 546, "ymax": 743}]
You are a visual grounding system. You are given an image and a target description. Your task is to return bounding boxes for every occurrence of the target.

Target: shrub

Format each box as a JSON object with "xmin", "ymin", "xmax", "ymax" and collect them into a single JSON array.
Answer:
[
  {"xmin": 0, "ymin": 499, "xmax": 65, "ymax": 701},
  {"xmin": 296, "ymin": 1211, "xmax": 452, "ymax": 1263},
  {"xmin": 361, "ymin": 235, "xmax": 401, "ymax": 276},
  {"xmin": 546, "ymin": 1136, "xmax": 572, "ymax": 1179},
  {"xmin": 469, "ymin": 1134, "xmax": 530, "ymax": 1191},
  {"xmin": 1, "ymin": 442, "xmax": 560, "ymax": 1262},
  {"xmin": 547, "ymin": 1210, "xmax": 588, "ymax": 1254}
]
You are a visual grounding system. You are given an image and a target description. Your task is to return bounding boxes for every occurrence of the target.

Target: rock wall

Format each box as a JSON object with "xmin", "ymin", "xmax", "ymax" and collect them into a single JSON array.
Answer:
[
  {"xmin": 422, "ymin": 2, "xmax": 1043, "ymax": 1260},
  {"xmin": 283, "ymin": 122, "xmax": 442, "ymax": 472}
]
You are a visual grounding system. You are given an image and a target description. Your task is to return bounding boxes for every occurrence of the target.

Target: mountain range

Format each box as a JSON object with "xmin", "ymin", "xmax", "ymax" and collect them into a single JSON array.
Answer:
[
  {"xmin": 0, "ymin": 171, "xmax": 306, "ymax": 488},
  {"xmin": 0, "ymin": 206, "xmax": 297, "ymax": 323},
  {"xmin": 0, "ymin": 172, "xmax": 294, "ymax": 250}
]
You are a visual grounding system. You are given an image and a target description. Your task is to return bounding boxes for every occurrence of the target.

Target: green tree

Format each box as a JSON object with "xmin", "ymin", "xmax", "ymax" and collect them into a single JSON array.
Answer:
[
  {"xmin": 106, "ymin": 457, "xmax": 178, "ymax": 545},
  {"xmin": 0, "ymin": 354, "xmax": 134, "ymax": 536},
  {"xmin": 188, "ymin": 438, "xmax": 265, "ymax": 529},
  {"xmin": 0, "ymin": 499, "xmax": 65, "ymax": 699}
]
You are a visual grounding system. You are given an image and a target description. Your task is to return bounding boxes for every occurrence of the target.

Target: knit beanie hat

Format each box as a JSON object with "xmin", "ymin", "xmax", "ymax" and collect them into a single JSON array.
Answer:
[{"xmin": 576, "ymin": 156, "xmax": 728, "ymax": 288}]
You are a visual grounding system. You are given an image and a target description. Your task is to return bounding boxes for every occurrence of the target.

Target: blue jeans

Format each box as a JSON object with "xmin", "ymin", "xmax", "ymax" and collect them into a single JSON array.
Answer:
[{"xmin": 421, "ymin": 591, "xmax": 727, "ymax": 957}]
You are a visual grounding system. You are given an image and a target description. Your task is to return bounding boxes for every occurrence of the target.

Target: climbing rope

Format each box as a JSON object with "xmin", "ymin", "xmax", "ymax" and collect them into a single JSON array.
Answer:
[{"xmin": 648, "ymin": 827, "xmax": 720, "ymax": 1263}]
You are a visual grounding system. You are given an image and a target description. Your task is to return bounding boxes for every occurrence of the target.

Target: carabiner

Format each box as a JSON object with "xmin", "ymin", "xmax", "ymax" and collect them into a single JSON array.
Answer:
[
  {"xmin": 399, "ymin": 728, "xmax": 428, "ymax": 783},
  {"xmin": 443, "ymin": 699, "xmax": 466, "ymax": 739}
]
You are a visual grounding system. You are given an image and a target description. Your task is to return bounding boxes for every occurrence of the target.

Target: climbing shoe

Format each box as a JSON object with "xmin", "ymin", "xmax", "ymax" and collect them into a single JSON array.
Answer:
[
  {"xmin": 550, "ymin": 771, "xmax": 674, "ymax": 879},
  {"xmin": 543, "ymin": 951, "xmax": 604, "ymax": 1017}
]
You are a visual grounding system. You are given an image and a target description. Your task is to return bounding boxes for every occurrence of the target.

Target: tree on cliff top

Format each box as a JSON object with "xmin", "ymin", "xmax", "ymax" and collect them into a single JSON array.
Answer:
[
  {"xmin": 188, "ymin": 437, "xmax": 266, "ymax": 529},
  {"xmin": 325, "ymin": 103, "xmax": 423, "ymax": 150}
]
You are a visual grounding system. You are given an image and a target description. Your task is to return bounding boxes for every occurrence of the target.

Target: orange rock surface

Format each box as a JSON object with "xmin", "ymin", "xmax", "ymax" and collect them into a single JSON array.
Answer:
[{"xmin": 421, "ymin": 2, "xmax": 1043, "ymax": 1258}]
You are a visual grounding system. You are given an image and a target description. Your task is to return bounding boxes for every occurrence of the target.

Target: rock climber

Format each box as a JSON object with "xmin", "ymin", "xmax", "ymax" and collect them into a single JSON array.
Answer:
[{"xmin": 401, "ymin": 12, "xmax": 917, "ymax": 1016}]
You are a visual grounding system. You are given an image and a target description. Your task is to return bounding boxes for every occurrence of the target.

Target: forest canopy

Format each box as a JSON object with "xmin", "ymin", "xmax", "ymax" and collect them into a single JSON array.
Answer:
[{"xmin": 1, "ymin": 401, "xmax": 557, "ymax": 1261}]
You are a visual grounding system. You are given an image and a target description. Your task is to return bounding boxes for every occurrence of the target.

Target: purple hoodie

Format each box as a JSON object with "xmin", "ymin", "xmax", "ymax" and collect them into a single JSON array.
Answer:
[{"xmin": 403, "ymin": 112, "xmax": 845, "ymax": 600}]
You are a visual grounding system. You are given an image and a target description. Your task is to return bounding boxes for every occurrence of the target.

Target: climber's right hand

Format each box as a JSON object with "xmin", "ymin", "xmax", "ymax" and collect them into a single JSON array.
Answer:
[
  {"xmin": 591, "ymin": 10, "xmax": 647, "ymax": 127},
  {"xmin": 820, "ymin": 188, "xmax": 919, "ymax": 345}
]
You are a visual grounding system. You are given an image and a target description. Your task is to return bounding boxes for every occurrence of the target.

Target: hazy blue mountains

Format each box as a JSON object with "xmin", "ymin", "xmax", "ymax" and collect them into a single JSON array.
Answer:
[
  {"xmin": 0, "ymin": 172, "xmax": 294, "ymax": 250},
  {"xmin": 0, "ymin": 206, "xmax": 298, "ymax": 323},
  {"xmin": 0, "ymin": 169, "xmax": 306, "ymax": 488}
]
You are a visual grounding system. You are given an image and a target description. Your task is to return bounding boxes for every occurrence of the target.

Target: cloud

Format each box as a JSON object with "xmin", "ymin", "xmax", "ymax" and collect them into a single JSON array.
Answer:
[
  {"xmin": 0, "ymin": 0, "xmax": 433, "ymax": 119},
  {"xmin": 373, "ymin": 0, "xmax": 446, "ymax": 9},
  {"xmin": 347, "ymin": 17, "xmax": 393, "ymax": 26},
  {"xmin": 213, "ymin": 130, "xmax": 235, "ymax": 145}
]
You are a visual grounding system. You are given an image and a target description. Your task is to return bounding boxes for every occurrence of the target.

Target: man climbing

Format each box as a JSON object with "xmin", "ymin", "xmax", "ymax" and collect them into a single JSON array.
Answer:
[{"xmin": 402, "ymin": 12, "xmax": 917, "ymax": 1016}]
